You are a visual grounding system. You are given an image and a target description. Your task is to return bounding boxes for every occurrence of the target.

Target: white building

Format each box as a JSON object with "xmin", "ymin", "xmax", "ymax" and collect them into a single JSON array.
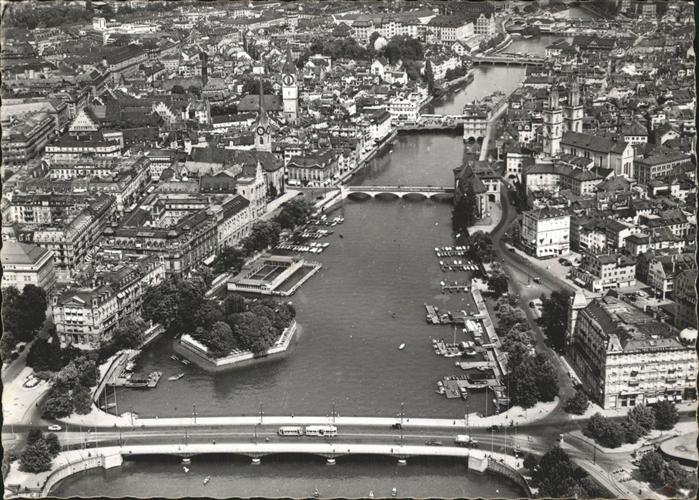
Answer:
[
  {"xmin": 520, "ymin": 207, "xmax": 570, "ymax": 258},
  {"xmin": 1, "ymin": 241, "xmax": 56, "ymax": 292}
]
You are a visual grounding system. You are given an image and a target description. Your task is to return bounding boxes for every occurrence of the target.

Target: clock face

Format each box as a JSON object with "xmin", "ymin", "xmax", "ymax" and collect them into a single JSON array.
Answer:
[
  {"xmin": 282, "ymin": 74, "xmax": 295, "ymax": 86},
  {"xmin": 257, "ymin": 126, "xmax": 266, "ymax": 136}
]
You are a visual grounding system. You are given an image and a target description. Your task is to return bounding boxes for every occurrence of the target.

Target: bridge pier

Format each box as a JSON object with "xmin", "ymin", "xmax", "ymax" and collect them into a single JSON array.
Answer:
[
  {"xmin": 251, "ymin": 457, "xmax": 261, "ymax": 465},
  {"xmin": 397, "ymin": 458, "xmax": 407, "ymax": 466},
  {"xmin": 181, "ymin": 458, "xmax": 191, "ymax": 465},
  {"xmin": 326, "ymin": 458, "xmax": 336, "ymax": 466}
]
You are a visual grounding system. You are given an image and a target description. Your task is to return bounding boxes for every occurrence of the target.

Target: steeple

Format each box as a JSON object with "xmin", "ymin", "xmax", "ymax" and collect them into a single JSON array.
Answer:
[
  {"xmin": 254, "ymin": 78, "xmax": 270, "ymax": 129},
  {"xmin": 283, "ymin": 46, "xmax": 296, "ymax": 75},
  {"xmin": 253, "ymin": 78, "xmax": 272, "ymax": 153}
]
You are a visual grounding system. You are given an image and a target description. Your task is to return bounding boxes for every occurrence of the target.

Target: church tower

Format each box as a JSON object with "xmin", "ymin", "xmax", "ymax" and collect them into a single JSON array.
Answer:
[
  {"xmin": 253, "ymin": 79, "xmax": 272, "ymax": 153},
  {"xmin": 543, "ymin": 88, "xmax": 562, "ymax": 157},
  {"xmin": 563, "ymin": 81, "xmax": 583, "ymax": 133},
  {"xmin": 281, "ymin": 47, "xmax": 298, "ymax": 124}
]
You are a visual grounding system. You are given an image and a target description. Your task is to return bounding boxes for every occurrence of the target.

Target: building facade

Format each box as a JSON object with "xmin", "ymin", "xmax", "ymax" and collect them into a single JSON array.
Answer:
[{"xmin": 520, "ymin": 208, "xmax": 570, "ymax": 258}]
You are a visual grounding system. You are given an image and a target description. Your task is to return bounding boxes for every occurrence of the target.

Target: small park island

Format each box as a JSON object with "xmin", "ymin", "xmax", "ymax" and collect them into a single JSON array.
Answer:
[{"xmin": 141, "ymin": 276, "xmax": 298, "ymax": 372}]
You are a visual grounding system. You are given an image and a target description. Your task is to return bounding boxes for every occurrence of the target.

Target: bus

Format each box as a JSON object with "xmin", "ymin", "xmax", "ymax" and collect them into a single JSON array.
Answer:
[
  {"xmin": 277, "ymin": 426, "xmax": 304, "ymax": 436},
  {"xmin": 304, "ymin": 425, "xmax": 337, "ymax": 437},
  {"xmin": 455, "ymin": 435, "xmax": 479, "ymax": 447}
]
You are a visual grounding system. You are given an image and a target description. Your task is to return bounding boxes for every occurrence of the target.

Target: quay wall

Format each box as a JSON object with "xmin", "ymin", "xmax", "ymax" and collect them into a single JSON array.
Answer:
[
  {"xmin": 486, "ymin": 458, "xmax": 533, "ymax": 498},
  {"xmin": 175, "ymin": 321, "xmax": 298, "ymax": 373}
]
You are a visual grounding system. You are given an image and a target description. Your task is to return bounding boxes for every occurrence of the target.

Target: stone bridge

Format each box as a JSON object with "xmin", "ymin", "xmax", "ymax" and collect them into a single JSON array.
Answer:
[
  {"xmin": 342, "ymin": 185, "xmax": 455, "ymax": 200},
  {"xmin": 472, "ymin": 54, "xmax": 545, "ymax": 66}
]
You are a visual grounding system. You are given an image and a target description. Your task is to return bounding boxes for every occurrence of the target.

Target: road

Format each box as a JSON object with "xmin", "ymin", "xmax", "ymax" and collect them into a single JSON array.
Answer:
[{"xmin": 490, "ymin": 183, "xmax": 576, "ymax": 402}]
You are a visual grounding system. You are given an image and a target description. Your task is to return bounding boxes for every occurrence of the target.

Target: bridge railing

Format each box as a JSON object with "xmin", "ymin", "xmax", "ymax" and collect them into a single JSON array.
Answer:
[{"xmin": 346, "ymin": 186, "xmax": 452, "ymax": 193}]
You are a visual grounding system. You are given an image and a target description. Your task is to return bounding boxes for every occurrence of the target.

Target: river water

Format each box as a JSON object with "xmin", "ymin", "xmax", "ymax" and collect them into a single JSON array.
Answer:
[{"xmin": 53, "ymin": 35, "xmax": 563, "ymax": 498}]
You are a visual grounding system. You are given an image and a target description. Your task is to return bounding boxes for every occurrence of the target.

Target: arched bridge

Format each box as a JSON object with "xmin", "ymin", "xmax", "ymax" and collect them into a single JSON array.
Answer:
[
  {"xmin": 472, "ymin": 54, "xmax": 545, "ymax": 66},
  {"xmin": 342, "ymin": 185, "xmax": 454, "ymax": 200}
]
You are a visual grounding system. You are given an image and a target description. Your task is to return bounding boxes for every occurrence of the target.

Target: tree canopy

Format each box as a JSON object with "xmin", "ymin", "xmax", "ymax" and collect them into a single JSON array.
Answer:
[
  {"xmin": 539, "ymin": 290, "xmax": 571, "ymax": 351},
  {"xmin": 653, "ymin": 400, "xmax": 679, "ymax": 430},
  {"xmin": 531, "ymin": 446, "xmax": 604, "ymax": 498},
  {"xmin": 2, "ymin": 285, "xmax": 47, "ymax": 343}
]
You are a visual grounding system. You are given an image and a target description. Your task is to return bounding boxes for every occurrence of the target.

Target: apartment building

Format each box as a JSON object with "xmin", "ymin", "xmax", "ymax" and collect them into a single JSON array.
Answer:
[
  {"xmin": 571, "ymin": 253, "xmax": 636, "ymax": 292},
  {"xmin": 567, "ymin": 294, "xmax": 697, "ymax": 409},
  {"xmin": 520, "ymin": 207, "xmax": 570, "ymax": 258}
]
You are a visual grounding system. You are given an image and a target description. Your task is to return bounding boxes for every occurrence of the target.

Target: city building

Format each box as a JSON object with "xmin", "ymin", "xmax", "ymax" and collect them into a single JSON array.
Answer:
[
  {"xmin": 560, "ymin": 131, "xmax": 634, "ymax": 178},
  {"xmin": 567, "ymin": 293, "xmax": 697, "ymax": 409},
  {"xmin": 0, "ymin": 241, "xmax": 56, "ymax": 292},
  {"xmin": 520, "ymin": 207, "xmax": 570, "ymax": 258},
  {"xmin": 571, "ymin": 253, "xmax": 636, "ymax": 292},
  {"xmin": 52, "ymin": 254, "xmax": 165, "ymax": 349}
]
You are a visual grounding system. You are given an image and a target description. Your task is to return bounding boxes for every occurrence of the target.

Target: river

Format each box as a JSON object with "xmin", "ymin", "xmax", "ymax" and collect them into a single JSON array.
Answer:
[{"xmin": 53, "ymin": 34, "xmax": 559, "ymax": 497}]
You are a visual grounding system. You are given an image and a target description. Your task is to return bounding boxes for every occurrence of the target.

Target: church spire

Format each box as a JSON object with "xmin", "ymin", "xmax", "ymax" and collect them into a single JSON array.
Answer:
[{"xmin": 255, "ymin": 78, "xmax": 270, "ymax": 129}]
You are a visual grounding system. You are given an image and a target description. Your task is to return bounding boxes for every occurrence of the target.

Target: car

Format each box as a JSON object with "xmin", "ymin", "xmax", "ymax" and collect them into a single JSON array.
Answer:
[
  {"xmin": 425, "ymin": 439, "xmax": 444, "ymax": 446},
  {"xmin": 558, "ymin": 258, "xmax": 567, "ymax": 265},
  {"xmin": 48, "ymin": 425, "xmax": 62, "ymax": 431},
  {"xmin": 390, "ymin": 423, "xmax": 402, "ymax": 430},
  {"xmin": 488, "ymin": 425, "xmax": 501, "ymax": 433},
  {"xmin": 562, "ymin": 261, "xmax": 572, "ymax": 267},
  {"xmin": 532, "ymin": 277, "xmax": 542, "ymax": 284},
  {"xmin": 529, "ymin": 301, "xmax": 535, "ymax": 308},
  {"xmin": 508, "ymin": 247, "xmax": 516, "ymax": 252}
]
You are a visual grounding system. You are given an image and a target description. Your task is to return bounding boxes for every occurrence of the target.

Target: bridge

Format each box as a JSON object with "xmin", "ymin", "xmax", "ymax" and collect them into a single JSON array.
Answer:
[
  {"xmin": 342, "ymin": 185, "xmax": 454, "ymax": 200},
  {"xmin": 472, "ymin": 54, "xmax": 545, "ymax": 66}
]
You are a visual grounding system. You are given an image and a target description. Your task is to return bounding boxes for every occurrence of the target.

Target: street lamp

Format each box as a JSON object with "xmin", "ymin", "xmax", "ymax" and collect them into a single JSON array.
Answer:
[
  {"xmin": 332, "ymin": 402, "xmax": 336, "ymax": 424},
  {"xmin": 129, "ymin": 406, "xmax": 134, "ymax": 427},
  {"xmin": 259, "ymin": 402, "xmax": 264, "ymax": 425},
  {"xmin": 192, "ymin": 404, "xmax": 197, "ymax": 423}
]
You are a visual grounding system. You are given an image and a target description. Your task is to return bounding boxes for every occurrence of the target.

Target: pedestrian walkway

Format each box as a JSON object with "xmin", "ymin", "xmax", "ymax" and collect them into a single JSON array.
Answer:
[{"xmin": 260, "ymin": 189, "xmax": 301, "ymax": 221}]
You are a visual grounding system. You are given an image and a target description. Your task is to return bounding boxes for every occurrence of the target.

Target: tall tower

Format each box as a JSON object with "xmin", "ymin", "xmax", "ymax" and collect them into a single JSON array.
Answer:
[
  {"xmin": 281, "ymin": 48, "xmax": 298, "ymax": 124},
  {"xmin": 253, "ymin": 79, "xmax": 272, "ymax": 153},
  {"xmin": 543, "ymin": 88, "xmax": 562, "ymax": 157},
  {"xmin": 563, "ymin": 81, "xmax": 583, "ymax": 133}
]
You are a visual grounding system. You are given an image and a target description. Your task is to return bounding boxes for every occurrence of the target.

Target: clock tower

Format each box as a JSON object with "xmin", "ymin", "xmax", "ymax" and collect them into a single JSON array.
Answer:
[
  {"xmin": 281, "ymin": 48, "xmax": 298, "ymax": 124},
  {"xmin": 253, "ymin": 79, "xmax": 272, "ymax": 153}
]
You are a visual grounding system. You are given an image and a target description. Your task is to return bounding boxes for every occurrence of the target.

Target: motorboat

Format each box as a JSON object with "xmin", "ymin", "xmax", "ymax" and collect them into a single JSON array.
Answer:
[
  {"xmin": 398, "ymin": 344, "xmax": 405, "ymax": 350},
  {"xmin": 183, "ymin": 466, "xmax": 189, "ymax": 473},
  {"xmin": 168, "ymin": 373, "xmax": 185, "ymax": 381},
  {"xmin": 203, "ymin": 476, "xmax": 210, "ymax": 485}
]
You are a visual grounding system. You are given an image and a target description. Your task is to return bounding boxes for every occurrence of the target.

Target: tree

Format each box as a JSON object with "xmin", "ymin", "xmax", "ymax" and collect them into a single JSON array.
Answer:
[
  {"xmin": 199, "ymin": 321, "xmax": 235, "ymax": 358},
  {"xmin": 171, "ymin": 84, "xmax": 186, "ymax": 94},
  {"xmin": 539, "ymin": 290, "xmax": 571, "ymax": 351},
  {"xmin": 142, "ymin": 277, "xmax": 206, "ymax": 334},
  {"xmin": 241, "ymin": 78, "xmax": 274, "ymax": 96},
  {"xmin": 628, "ymin": 404, "xmax": 655, "ymax": 433},
  {"xmin": 639, "ymin": 451, "xmax": 669, "ymax": 485},
  {"xmin": 193, "ymin": 300, "xmax": 225, "ymax": 330},
  {"xmin": 564, "ymin": 389, "xmax": 589, "ymax": 415},
  {"xmin": 2, "ymin": 285, "xmax": 47, "ymax": 342},
  {"xmin": 19, "ymin": 440, "xmax": 53, "ymax": 473},
  {"xmin": 506, "ymin": 358, "xmax": 539, "ymax": 408},
  {"xmin": 369, "ymin": 31, "xmax": 382, "ymax": 48},
  {"xmin": 274, "ymin": 198, "xmax": 314, "ymax": 230},
  {"xmin": 109, "ymin": 317, "xmax": 146, "ymax": 351},
  {"xmin": 621, "ymin": 417, "xmax": 645, "ymax": 444},
  {"xmin": 214, "ymin": 246, "xmax": 246, "ymax": 274},
  {"xmin": 0, "ymin": 331, "xmax": 17, "ymax": 361},
  {"xmin": 332, "ymin": 23, "xmax": 351, "ymax": 37},
  {"xmin": 42, "ymin": 388, "xmax": 73, "ymax": 419},
  {"xmin": 531, "ymin": 353, "xmax": 559, "ymax": 402},
  {"xmin": 27, "ymin": 429, "xmax": 44, "ymax": 446},
  {"xmin": 523, "ymin": 452, "xmax": 538, "ymax": 472},
  {"xmin": 488, "ymin": 272, "xmax": 508, "ymax": 297},
  {"xmin": 533, "ymin": 447, "xmax": 584, "ymax": 498},
  {"xmin": 72, "ymin": 385, "xmax": 93, "ymax": 414},
  {"xmin": 584, "ymin": 413, "xmax": 623, "ymax": 448},
  {"xmin": 664, "ymin": 460, "xmax": 697, "ymax": 493},
  {"xmin": 44, "ymin": 433, "xmax": 61, "ymax": 457},
  {"xmin": 653, "ymin": 400, "xmax": 679, "ymax": 430},
  {"xmin": 26, "ymin": 337, "xmax": 64, "ymax": 372},
  {"xmin": 231, "ymin": 312, "xmax": 275, "ymax": 354},
  {"xmin": 424, "ymin": 59, "xmax": 435, "ymax": 94},
  {"xmin": 467, "ymin": 231, "xmax": 493, "ymax": 263}
]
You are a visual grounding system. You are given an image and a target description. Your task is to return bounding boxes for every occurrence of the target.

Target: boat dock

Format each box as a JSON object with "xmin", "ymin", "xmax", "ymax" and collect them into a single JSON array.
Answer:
[
  {"xmin": 456, "ymin": 360, "xmax": 491, "ymax": 370},
  {"xmin": 435, "ymin": 246, "xmax": 468, "ymax": 258},
  {"xmin": 432, "ymin": 339, "xmax": 462, "ymax": 358},
  {"xmin": 437, "ymin": 376, "xmax": 471, "ymax": 400},
  {"xmin": 424, "ymin": 303, "xmax": 441, "ymax": 324},
  {"xmin": 108, "ymin": 370, "xmax": 162, "ymax": 389},
  {"xmin": 441, "ymin": 282, "xmax": 469, "ymax": 293}
]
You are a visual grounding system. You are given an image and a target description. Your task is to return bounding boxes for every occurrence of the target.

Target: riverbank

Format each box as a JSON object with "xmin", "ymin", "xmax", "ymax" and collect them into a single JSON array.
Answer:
[{"xmin": 174, "ymin": 321, "xmax": 298, "ymax": 373}]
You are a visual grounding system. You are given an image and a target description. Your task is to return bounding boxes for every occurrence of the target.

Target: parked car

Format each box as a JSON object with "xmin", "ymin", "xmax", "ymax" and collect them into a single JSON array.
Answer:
[
  {"xmin": 48, "ymin": 425, "xmax": 62, "ymax": 431},
  {"xmin": 558, "ymin": 258, "xmax": 568, "ymax": 265},
  {"xmin": 390, "ymin": 423, "xmax": 402, "ymax": 430},
  {"xmin": 488, "ymin": 425, "xmax": 501, "ymax": 433},
  {"xmin": 532, "ymin": 277, "xmax": 542, "ymax": 284},
  {"xmin": 529, "ymin": 301, "xmax": 535, "ymax": 308}
]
